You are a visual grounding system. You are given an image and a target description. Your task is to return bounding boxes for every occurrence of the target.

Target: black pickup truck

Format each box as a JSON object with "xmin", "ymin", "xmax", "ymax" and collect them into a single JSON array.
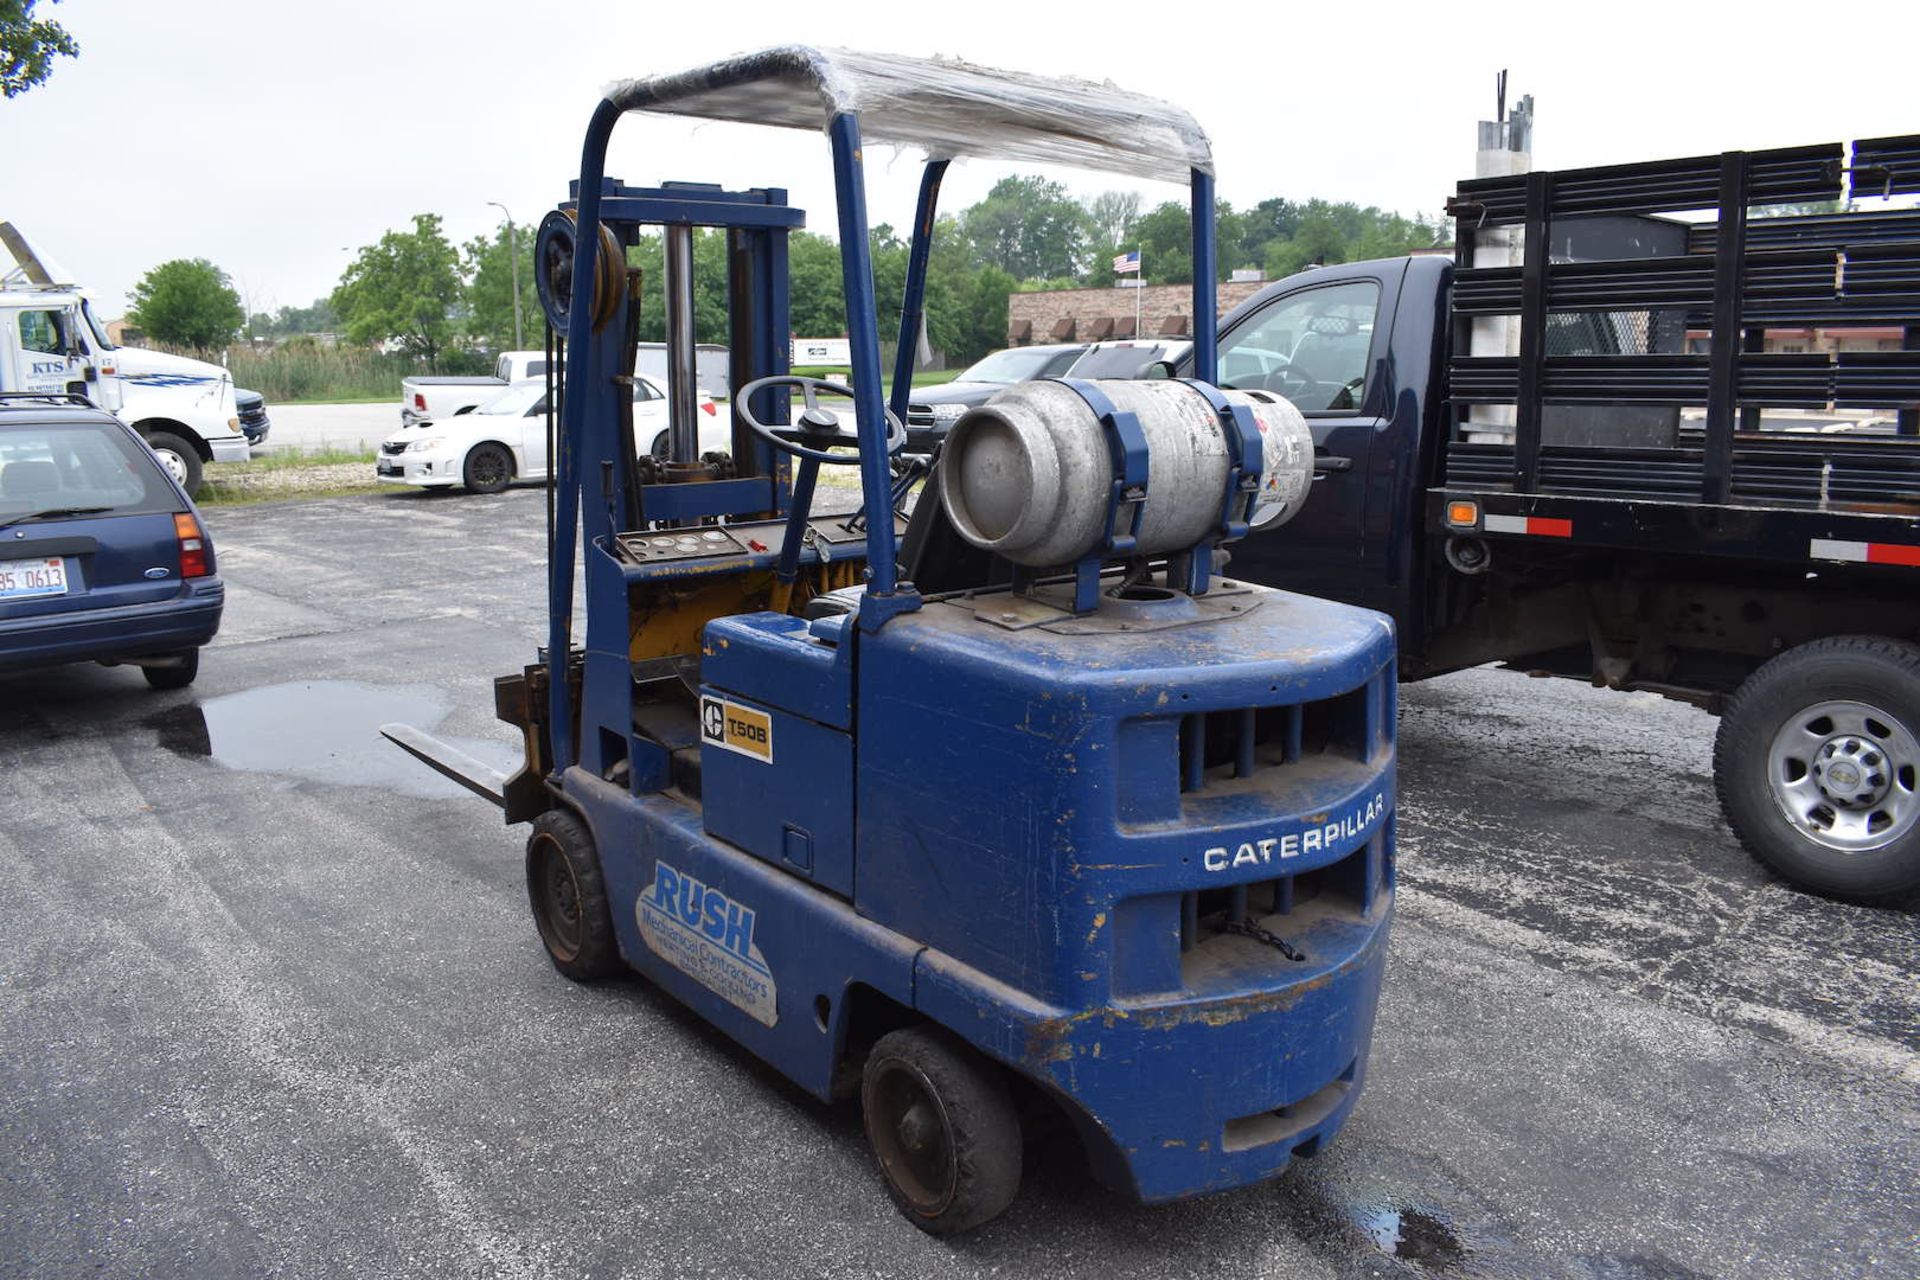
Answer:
[{"xmin": 1186, "ymin": 135, "xmax": 1920, "ymax": 898}]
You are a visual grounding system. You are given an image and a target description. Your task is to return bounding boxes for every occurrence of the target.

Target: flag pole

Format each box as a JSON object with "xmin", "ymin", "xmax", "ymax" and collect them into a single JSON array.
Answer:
[{"xmin": 1135, "ymin": 246, "xmax": 1143, "ymax": 339}]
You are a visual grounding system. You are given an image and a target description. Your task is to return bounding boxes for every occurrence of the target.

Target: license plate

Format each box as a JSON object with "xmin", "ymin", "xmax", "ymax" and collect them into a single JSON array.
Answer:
[
  {"xmin": 0, "ymin": 556, "xmax": 68, "ymax": 600},
  {"xmin": 377, "ymin": 460, "xmax": 400, "ymax": 475}
]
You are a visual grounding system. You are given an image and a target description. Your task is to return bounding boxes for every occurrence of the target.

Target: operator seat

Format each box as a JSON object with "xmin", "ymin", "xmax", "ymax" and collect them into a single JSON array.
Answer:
[{"xmin": 895, "ymin": 467, "xmax": 1015, "ymax": 595}]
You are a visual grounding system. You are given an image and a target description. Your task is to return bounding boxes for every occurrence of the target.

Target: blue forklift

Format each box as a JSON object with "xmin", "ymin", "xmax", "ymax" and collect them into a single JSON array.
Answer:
[{"xmin": 390, "ymin": 47, "xmax": 1399, "ymax": 1233}]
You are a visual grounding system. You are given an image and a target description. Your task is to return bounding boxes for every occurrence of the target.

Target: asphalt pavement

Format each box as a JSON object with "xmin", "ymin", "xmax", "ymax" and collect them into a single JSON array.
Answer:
[
  {"xmin": 257, "ymin": 402, "xmax": 397, "ymax": 455},
  {"xmin": 1, "ymin": 487, "xmax": 1915, "ymax": 1279}
]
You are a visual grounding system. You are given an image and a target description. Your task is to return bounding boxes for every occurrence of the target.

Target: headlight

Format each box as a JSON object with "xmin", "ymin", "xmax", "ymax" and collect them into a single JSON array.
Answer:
[
  {"xmin": 407, "ymin": 437, "xmax": 446, "ymax": 453},
  {"xmin": 929, "ymin": 402, "xmax": 969, "ymax": 424}
]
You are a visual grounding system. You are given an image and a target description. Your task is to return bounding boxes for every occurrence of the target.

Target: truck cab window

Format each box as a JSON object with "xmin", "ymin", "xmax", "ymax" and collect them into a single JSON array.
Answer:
[
  {"xmin": 1219, "ymin": 281, "xmax": 1379, "ymax": 412},
  {"xmin": 18, "ymin": 309, "xmax": 67, "ymax": 354}
]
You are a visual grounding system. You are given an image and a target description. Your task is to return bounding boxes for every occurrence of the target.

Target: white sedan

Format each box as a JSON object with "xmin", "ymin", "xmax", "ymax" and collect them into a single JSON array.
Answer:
[{"xmin": 375, "ymin": 376, "xmax": 732, "ymax": 494}]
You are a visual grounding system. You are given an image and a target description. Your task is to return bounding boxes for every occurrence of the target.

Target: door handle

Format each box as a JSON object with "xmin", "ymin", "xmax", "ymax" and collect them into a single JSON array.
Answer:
[{"xmin": 1313, "ymin": 453, "xmax": 1353, "ymax": 474}]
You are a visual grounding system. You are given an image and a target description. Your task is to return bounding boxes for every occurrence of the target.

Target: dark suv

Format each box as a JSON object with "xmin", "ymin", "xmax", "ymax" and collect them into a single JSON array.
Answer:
[
  {"xmin": 903, "ymin": 339, "xmax": 1194, "ymax": 452},
  {"xmin": 0, "ymin": 395, "xmax": 223, "ymax": 688}
]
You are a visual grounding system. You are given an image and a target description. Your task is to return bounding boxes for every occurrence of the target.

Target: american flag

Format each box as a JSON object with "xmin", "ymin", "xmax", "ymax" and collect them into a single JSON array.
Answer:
[{"xmin": 1112, "ymin": 250, "xmax": 1141, "ymax": 274}]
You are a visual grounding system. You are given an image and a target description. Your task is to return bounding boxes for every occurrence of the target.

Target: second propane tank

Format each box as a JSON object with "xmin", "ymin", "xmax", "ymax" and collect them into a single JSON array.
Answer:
[{"xmin": 938, "ymin": 379, "xmax": 1314, "ymax": 568}]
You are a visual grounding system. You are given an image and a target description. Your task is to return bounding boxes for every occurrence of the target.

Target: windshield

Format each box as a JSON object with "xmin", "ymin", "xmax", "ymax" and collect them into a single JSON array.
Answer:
[
  {"xmin": 957, "ymin": 347, "xmax": 1081, "ymax": 384},
  {"xmin": 0, "ymin": 418, "xmax": 175, "ymax": 517},
  {"xmin": 473, "ymin": 380, "xmax": 547, "ymax": 416},
  {"xmin": 81, "ymin": 298, "xmax": 115, "ymax": 351},
  {"xmin": 1068, "ymin": 344, "xmax": 1174, "ymax": 379}
]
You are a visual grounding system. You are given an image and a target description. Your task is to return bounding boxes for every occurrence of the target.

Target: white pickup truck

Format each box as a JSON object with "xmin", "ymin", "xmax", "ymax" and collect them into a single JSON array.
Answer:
[
  {"xmin": 1, "ymin": 223, "xmax": 248, "ymax": 498},
  {"xmin": 400, "ymin": 350, "xmax": 548, "ymax": 426}
]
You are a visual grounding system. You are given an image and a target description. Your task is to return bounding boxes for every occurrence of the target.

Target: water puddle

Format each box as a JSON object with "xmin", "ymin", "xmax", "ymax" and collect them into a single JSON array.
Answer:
[
  {"xmin": 1358, "ymin": 1204, "xmax": 1468, "ymax": 1270},
  {"xmin": 144, "ymin": 679, "xmax": 520, "ymax": 799}
]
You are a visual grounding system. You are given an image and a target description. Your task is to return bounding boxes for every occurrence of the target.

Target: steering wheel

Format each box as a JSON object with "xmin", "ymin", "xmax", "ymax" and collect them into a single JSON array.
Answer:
[{"xmin": 735, "ymin": 375, "xmax": 906, "ymax": 465}]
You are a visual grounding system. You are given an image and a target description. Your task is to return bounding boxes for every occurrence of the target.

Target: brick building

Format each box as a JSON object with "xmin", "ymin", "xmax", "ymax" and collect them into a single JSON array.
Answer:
[{"xmin": 1006, "ymin": 281, "xmax": 1267, "ymax": 347}]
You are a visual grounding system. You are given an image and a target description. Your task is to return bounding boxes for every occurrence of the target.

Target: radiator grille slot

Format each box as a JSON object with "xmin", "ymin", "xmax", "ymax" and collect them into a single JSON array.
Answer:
[
  {"xmin": 1177, "ymin": 834, "xmax": 1385, "ymax": 955},
  {"xmin": 1177, "ymin": 683, "xmax": 1373, "ymax": 796}
]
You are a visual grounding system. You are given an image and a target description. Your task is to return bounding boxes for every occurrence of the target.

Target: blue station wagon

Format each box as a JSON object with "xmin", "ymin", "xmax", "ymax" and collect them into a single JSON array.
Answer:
[{"xmin": 0, "ymin": 395, "xmax": 223, "ymax": 688}]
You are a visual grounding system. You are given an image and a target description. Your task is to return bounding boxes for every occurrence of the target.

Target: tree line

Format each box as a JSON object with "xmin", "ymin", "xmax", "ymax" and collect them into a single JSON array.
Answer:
[{"xmin": 126, "ymin": 181, "xmax": 1447, "ymax": 367}]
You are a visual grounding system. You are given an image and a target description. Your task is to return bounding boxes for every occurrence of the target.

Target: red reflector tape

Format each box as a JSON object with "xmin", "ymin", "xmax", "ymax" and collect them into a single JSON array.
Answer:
[
  {"xmin": 1811, "ymin": 538, "xmax": 1920, "ymax": 566},
  {"xmin": 1483, "ymin": 513, "xmax": 1573, "ymax": 538}
]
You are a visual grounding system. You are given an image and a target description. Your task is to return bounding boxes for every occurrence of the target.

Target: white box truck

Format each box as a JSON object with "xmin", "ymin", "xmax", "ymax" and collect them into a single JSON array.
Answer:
[{"xmin": 2, "ymin": 223, "xmax": 249, "ymax": 496}]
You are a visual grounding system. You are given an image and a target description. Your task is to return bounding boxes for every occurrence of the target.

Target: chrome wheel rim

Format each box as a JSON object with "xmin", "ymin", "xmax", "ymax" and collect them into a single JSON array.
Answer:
[{"xmin": 1766, "ymin": 699, "xmax": 1920, "ymax": 853}]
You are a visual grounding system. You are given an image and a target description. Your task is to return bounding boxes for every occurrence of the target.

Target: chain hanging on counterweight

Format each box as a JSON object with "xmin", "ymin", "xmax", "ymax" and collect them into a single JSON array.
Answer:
[{"xmin": 1215, "ymin": 916, "xmax": 1306, "ymax": 962}]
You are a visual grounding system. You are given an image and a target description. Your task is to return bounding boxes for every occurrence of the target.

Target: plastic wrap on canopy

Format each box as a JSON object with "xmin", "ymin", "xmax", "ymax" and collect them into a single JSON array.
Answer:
[{"xmin": 603, "ymin": 46, "xmax": 1212, "ymax": 183}]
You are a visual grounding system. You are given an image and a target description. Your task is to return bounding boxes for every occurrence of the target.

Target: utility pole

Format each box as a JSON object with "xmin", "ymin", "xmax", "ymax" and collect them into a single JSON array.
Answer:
[{"xmin": 487, "ymin": 201, "xmax": 524, "ymax": 350}]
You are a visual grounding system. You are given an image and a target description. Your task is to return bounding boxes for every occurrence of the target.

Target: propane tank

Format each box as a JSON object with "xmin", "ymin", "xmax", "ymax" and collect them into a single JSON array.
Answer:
[{"xmin": 938, "ymin": 380, "xmax": 1312, "ymax": 568}]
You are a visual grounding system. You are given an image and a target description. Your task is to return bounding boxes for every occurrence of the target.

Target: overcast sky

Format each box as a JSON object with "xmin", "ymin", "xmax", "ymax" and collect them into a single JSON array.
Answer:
[{"xmin": 5, "ymin": 0, "xmax": 1917, "ymax": 319}]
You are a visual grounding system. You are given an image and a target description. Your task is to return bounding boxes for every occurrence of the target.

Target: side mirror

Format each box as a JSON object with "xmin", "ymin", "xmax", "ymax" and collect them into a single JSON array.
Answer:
[{"xmin": 1143, "ymin": 359, "xmax": 1177, "ymax": 381}]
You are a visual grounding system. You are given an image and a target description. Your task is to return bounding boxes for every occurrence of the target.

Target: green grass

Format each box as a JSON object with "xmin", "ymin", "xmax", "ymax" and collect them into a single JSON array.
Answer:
[
  {"xmin": 229, "ymin": 446, "xmax": 377, "ymax": 469},
  {"xmin": 195, "ymin": 447, "xmax": 383, "ymax": 506},
  {"xmin": 222, "ymin": 345, "xmax": 421, "ymax": 402},
  {"xmin": 791, "ymin": 366, "xmax": 966, "ymax": 386},
  {"xmin": 197, "ymin": 483, "xmax": 385, "ymax": 508},
  {"xmin": 220, "ymin": 343, "xmax": 495, "ymax": 402}
]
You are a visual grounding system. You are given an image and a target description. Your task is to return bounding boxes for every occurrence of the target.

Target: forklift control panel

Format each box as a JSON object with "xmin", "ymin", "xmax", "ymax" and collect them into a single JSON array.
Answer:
[{"xmin": 612, "ymin": 512, "xmax": 903, "ymax": 568}]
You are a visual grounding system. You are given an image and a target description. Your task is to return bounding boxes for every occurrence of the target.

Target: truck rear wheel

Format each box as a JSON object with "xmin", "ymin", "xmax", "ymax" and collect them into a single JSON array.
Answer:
[
  {"xmin": 145, "ymin": 431, "xmax": 204, "ymax": 498},
  {"xmin": 1715, "ymin": 636, "xmax": 1920, "ymax": 898},
  {"xmin": 525, "ymin": 808, "xmax": 617, "ymax": 980},
  {"xmin": 862, "ymin": 1026, "xmax": 1021, "ymax": 1235}
]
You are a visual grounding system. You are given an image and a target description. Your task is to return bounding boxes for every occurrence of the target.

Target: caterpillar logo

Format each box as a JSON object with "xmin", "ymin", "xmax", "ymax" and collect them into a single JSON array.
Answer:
[
  {"xmin": 701, "ymin": 694, "xmax": 773, "ymax": 763},
  {"xmin": 1202, "ymin": 792, "xmax": 1387, "ymax": 872}
]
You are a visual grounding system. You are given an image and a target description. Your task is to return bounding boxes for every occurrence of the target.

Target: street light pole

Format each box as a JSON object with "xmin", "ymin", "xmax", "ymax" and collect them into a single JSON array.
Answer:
[{"xmin": 487, "ymin": 201, "xmax": 523, "ymax": 350}]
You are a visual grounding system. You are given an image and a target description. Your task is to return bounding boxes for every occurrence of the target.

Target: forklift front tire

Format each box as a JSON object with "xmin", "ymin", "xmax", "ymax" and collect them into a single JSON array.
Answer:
[
  {"xmin": 862, "ymin": 1027, "xmax": 1021, "ymax": 1235},
  {"xmin": 525, "ymin": 809, "xmax": 618, "ymax": 981}
]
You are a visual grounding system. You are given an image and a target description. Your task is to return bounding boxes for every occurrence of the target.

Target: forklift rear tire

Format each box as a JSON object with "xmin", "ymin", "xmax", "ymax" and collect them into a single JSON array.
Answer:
[
  {"xmin": 1715, "ymin": 635, "xmax": 1920, "ymax": 899},
  {"xmin": 525, "ymin": 809, "xmax": 618, "ymax": 981},
  {"xmin": 463, "ymin": 443, "xmax": 514, "ymax": 495},
  {"xmin": 862, "ymin": 1026, "xmax": 1021, "ymax": 1235}
]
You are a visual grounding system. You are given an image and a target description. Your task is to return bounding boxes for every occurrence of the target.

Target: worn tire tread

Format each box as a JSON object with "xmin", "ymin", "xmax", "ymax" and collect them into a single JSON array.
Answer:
[
  {"xmin": 525, "ymin": 808, "xmax": 618, "ymax": 981},
  {"xmin": 863, "ymin": 1026, "xmax": 1021, "ymax": 1235}
]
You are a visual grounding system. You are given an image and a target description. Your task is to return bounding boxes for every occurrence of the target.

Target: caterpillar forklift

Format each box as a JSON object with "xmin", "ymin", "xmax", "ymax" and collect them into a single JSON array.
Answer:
[{"xmin": 388, "ymin": 47, "xmax": 1399, "ymax": 1233}]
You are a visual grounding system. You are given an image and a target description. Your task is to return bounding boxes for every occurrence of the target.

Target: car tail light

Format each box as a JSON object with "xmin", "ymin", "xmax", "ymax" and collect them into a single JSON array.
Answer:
[
  {"xmin": 414, "ymin": 392, "xmax": 428, "ymax": 411},
  {"xmin": 175, "ymin": 513, "xmax": 210, "ymax": 578}
]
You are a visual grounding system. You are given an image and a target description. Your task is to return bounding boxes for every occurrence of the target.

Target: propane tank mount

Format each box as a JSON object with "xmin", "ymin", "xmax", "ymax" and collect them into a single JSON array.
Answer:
[{"xmin": 938, "ymin": 375, "xmax": 1314, "ymax": 615}]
